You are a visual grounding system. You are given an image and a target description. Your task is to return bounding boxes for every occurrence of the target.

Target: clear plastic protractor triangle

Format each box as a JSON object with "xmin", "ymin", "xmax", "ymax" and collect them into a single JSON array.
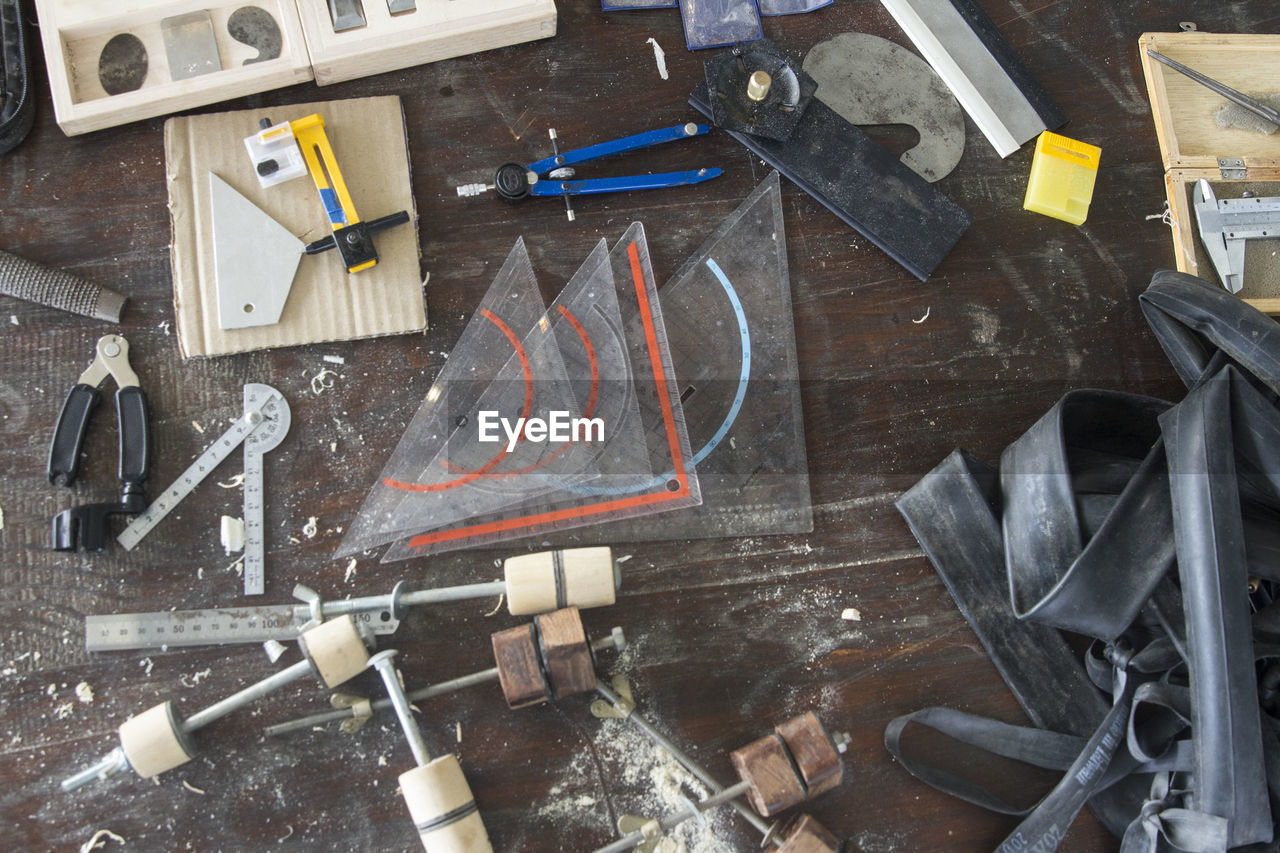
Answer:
[
  {"xmin": 513, "ymin": 170, "xmax": 813, "ymax": 548},
  {"xmin": 381, "ymin": 221, "xmax": 702, "ymax": 560},
  {"xmin": 336, "ymin": 239, "xmax": 589, "ymax": 556}
]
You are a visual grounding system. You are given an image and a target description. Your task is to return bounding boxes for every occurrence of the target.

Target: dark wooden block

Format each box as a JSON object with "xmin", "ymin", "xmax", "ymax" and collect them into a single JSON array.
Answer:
[
  {"xmin": 776, "ymin": 712, "xmax": 843, "ymax": 798},
  {"xmin": 778, "ymin": 814, "xmax": 841, "ymax": 853},
  {"xmin": 535, "ymin": 606, "xmax": 595, "ymax": 699},
  {"xmin": 491, "ymin": 623, "xmax": 550, "ymax": 709},
  {"xmin": 730, "ymin": 733, "xmax": 805, "ymax": 817}
]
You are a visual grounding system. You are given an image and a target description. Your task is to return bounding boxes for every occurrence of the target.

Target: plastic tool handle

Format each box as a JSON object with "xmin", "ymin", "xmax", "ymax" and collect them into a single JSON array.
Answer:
[
  {"xmin": 114, "ymin": 386, "xmax": 149, "ymax": 487},
  {"xmin": 48, "ymin": 383, "xmax": 101, "ymax": 486},
  {"xmin": 526, "ymin": 124, "xmax": 710, "ymax": 174},
  {"xmin": 528, "ymin": 169, "xmax": 722, "ymax": 197}
]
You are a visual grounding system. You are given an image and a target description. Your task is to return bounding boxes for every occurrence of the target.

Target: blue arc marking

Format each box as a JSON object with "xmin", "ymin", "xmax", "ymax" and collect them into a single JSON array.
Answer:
[{"xmin": 551, "ymin": 256, "xmax": 750, "ymax": 496}]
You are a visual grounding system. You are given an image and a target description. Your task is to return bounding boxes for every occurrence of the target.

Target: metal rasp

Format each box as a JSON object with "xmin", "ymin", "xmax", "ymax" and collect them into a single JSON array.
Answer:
[{"xmin": 0, "ymin": 249, "xmax": 126, "ymax": 321}]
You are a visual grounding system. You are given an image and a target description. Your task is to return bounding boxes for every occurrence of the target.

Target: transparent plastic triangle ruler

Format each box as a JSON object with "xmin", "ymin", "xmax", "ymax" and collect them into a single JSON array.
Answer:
[
  {"xmin": 336, "ymin": 240, "xmax": 588, "ymax": 556},
  {"xmin": 380, "ymin": 222, "xmax": 701, "ymax": 559},
  {"xmin": 511, "ymin": 171, "xmax": 813, "ymax": 547}
]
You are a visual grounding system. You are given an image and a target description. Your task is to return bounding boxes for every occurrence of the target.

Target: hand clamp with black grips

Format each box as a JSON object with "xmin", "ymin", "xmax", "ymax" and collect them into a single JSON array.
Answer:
[{"xmin": 47, "ymin": 335, "xmax": 150, "ymax": 551}]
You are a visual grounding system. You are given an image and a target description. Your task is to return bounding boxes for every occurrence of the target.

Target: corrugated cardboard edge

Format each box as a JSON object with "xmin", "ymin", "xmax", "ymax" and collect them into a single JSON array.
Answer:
[{"xmin": 165, "ymin": 95, "xmax": 426, "ymax": 358}]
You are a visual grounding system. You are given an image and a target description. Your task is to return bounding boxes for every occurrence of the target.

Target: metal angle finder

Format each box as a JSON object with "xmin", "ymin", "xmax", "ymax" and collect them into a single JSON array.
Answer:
[{"xmin": 117, "ymin": 383, "xmax": 291, "ymax": 595}]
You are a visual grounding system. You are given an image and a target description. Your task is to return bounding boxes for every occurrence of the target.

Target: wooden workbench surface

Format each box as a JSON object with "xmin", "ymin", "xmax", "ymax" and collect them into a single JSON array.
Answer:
[{"xmin": 4, "ymin": 1, "xmax": 1277, "ymax": 850}]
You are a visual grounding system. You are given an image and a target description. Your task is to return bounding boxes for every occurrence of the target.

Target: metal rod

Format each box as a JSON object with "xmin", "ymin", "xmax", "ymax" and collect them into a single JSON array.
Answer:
[
  {"xmin": 369, "ymin": 650, "xmax": 432, "ymax": 767},
  {"xmin": 1146, "ymin": 50, "xmax": 1280, "ymax": 127},
  {"xmin": 593, "ymin": 680, "xmax": 781, "ymax": 845},
  {"xmin": 263, "ymin": 632, "xmax": 623, "ymax": 738},
  {"xmin": 593, "ymin": 780, "xmax": 753, "ymax": 853},
  {"xmin": 322, "ymin": 579, "xmax": 506, "ymax": 618},
  {"xmin": 61, "ymin": 747, "xmax": 128, "ymax": 792},
  {"xmin": 184, "ymin": 658, "xmax": 313, "ymax": 731}
]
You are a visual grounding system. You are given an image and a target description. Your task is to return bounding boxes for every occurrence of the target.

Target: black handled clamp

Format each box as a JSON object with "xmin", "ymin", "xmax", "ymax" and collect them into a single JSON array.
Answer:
[{"xmin": 47, "ymin": 334, "xmax": 150, "ymax": 551}]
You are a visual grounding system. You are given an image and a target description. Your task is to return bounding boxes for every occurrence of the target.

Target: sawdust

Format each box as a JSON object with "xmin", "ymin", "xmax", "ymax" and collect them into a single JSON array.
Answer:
[
  {"xmin": 54, "ymin": 701, "xmax": 74, "ymax": 719},
  {"xmin": 180, "ymin": 668, "xmax": 213, "ymax": 688},
  {"xmin": 536, "ymin": 716, "xmax": 735, "ymax": 851},
  {"xmin": 343, "ymin": 558, "xmax": 358, "ymax": 583},
  {"xmin": 192, "ymin": 421, "xmax": 205, "ymax": 433},
  {"xmin": 841, "ymin": 608, "xmax": 862, "ymax": 622},
  {"xmin": 309, "ymin": 368, "xmax": 338, "ymax": 395},
  {"xmin": 912, "ymin": 306, "xmax": 931, "ymax": 324},
  {"xmin": 182, "ymin": 780, "xmax": 206, "ymax": 794},
  {"xmin": 302, "ymin": 517, "xmax": 319, "ymax": 539},
  {"xmin": 79, "ymin": 828, "xmax": 124, "ymax": 852},
  {"xmin": 140, "ymin": 657, "xmax": 155, "ymax": 676},
  {"xmin": 323, "ymin": 354, "xmax": 346, "ymax": 365},
  {"xmin": 217, "ymin": 474, "xmax": 245, "ymax": 489},
  {"xmin": 483, "ymin": 593, "xmax": 506, "ymax": 617},
  {"xmin": 75, "ymin": 681, "xmax": 94, "ymax": 703},
  {"xmin": 647, "ymin": 37, "xmax": 669, "ymax": 80}
]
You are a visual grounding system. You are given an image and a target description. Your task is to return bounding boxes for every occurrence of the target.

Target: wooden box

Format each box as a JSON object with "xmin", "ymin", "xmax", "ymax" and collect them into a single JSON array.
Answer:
[
  {"xmin": 36, "ymin": 0, "xmax": 558, "ymax": 135},
  {"xmin": 35, "ymin": 0, "xmax": 313, "ymax": 136},
  {"xmin": 1139, "ymin": 31, "xmax": 1280, "ymax": 315},
  {"xmin": 297, "ymin": 0, "xmax": 558, "ymax": 86}
]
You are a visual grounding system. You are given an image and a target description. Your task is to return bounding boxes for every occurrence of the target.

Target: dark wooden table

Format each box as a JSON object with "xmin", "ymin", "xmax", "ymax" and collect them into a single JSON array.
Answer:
[{"xmin": 4, "ymin": 1, "xmax": 1275, "ymax": 850}]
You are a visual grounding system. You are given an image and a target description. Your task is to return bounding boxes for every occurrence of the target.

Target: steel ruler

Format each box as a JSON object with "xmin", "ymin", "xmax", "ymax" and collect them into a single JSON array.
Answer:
[
  {"xmin": 85, "ymin": 604, "xmax": 398, "ymax": 653},
  {"xmin": 117, "ymin": 383, "xmax": 291, "ymax": 596}
]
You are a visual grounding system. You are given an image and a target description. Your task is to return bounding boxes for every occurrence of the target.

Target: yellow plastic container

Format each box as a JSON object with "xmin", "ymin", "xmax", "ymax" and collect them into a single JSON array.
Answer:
[{"xmin": 1023, "ymin": 131, "xmax": 1101, "ymax": 225}]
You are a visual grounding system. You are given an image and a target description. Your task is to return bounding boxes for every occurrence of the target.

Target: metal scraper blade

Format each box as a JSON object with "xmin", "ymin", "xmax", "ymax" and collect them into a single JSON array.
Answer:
[
  {"xmin": 209, "ymin": 173, "xmax": 304, "ymax": 330},
  {"xmin": 162, "ymin": 11, "xmax": 222, "ymax": 80},
  {"xmin": 804, "ymin": 32, "xmax": 965, "ymax": 183}
]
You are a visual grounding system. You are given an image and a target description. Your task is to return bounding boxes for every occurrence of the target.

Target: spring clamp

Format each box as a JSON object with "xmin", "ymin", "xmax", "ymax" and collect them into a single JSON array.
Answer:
[{"xmin": 47, "ymin": 335, "xmax": 150, "ymax": 551}]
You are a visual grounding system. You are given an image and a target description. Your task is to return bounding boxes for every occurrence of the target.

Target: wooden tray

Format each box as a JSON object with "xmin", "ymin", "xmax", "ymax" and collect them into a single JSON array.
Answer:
[
  {"xmin": 36, "ymin": 0, "xmax": 313, "ymax": 136},
  {"xmin": 1139, "ymin": 31, "xmax": 1280, "ymax": 315}
]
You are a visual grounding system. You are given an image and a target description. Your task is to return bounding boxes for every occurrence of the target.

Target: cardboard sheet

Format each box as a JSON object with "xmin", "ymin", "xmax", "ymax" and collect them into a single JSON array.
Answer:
[{"xmin": 165, "ymin": 95, "xmax": 425, "ymax": 357}]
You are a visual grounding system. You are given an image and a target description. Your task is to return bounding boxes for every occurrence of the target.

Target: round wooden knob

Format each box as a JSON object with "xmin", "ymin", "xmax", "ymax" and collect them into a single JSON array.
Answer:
[
  {"xmin": 778, "ymin": 814, "xmax": 841, "ymax": 853},
  {"xmin": 504, "ymin": 547, "xmax": 616, "ymax": 615},
  {"xmin": 299, "ymin": 615, "xmax": 370, "ymax": 688},
  {"xmin": 118, "ymin": 701, "xmax": 196, "ymax": 778},
  {"xmin": 400, "ymin": 755, "xmax": 493, "ymax": 852}
]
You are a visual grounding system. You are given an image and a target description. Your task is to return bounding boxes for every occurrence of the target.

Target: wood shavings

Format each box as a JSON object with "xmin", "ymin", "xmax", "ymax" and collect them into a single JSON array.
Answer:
[
  {"xmin": 217, "ymin": 474, "xmax": 245, "ymax": 489},
  {"xmin": 180, "ymin": 668, "xmax": 213, "ymax": 688},
  {"xmin": 182, "ymin": 780, "xmax": 206, "ymax": 794},
  {"xmin": 157, "ymin": 320, "xmax": 171, "ymax": 335},
  {"xmin": 456, "ymin": 721, "xmax": 463, "ymax": 743},
  {"xmin": 310, "ymin": 368, "xmax": 338, "ymax": 395},
  {"xmin": 191, "ymin": 421, "xmax": 205, "ymax": 434},
  {"xmin": 0, "ymin": 506, "xmax": 5, "ymax": 529},
  {"xmin": 79, "ymin": 828, "xmax": 125, "ymax": 853},
  {"xmin": 647, "ymin": 37, "xmax": 669, "ymax": 80},
  {"xmin": 841, "ymin": 608, "xmax": 862, "ymax": 621},
  {"xmin": 220, "ymin": 516, "xmax": 246, "ymax": 554},
  {"xmin": 226, "ymin": 557, "xmax": 244, "ymax": 577},
  {"xmin": 140, "ymin": 657, "xmax": 154, "ymax": 676},
  {"xmin": 75, "ymin": 681, "xmax": 94, "ymax": 703},
  {"xmin": 302, "ymin": 516, "xmax": 319, "ymax": 539},
  {"xmin": 912, "ymin": 307, "xmax": 931, "ymax": 324},
  {"xmin": 9, "ymin": 315, "xmax": 17, "ymax": 325},
  {"xmin": 343, "ymin": 558, "xmax": 357, "ymax": 583},
  {"xmin": 323, "ymin": 354, "xmax": 346, "ymax": 365},
  {"xmin": 483, "ymin": 593, "xmax": 506, "ymax": 617},
  {"xmin": 54, "ymin": 701, "xmax": 75, "ymax": 719},
  {"xmin": 276, "ymin": 825, "xmax": 294, "ymax": 843}
]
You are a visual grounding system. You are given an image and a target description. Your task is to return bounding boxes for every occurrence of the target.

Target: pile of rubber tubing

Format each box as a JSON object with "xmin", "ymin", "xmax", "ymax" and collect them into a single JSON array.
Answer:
[{"xmin": 889, "ymin": 271, "xmax": 1280, "ymax": 853}]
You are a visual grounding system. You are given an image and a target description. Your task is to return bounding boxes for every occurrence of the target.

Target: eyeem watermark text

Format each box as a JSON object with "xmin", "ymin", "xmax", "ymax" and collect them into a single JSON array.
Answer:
[{"xmin": 477, "ymin": 411, "xmax": 604, "ymax": 452}]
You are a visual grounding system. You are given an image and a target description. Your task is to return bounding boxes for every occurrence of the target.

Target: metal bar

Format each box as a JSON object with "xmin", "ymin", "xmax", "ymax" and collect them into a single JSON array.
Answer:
[
  {"xmin": 1147, "ymin": 50, "xmax": 1280, "ymax": 127},
  {"xmin": 183, "ymin": 659, "xmax": 312, "ymax": 731}
]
